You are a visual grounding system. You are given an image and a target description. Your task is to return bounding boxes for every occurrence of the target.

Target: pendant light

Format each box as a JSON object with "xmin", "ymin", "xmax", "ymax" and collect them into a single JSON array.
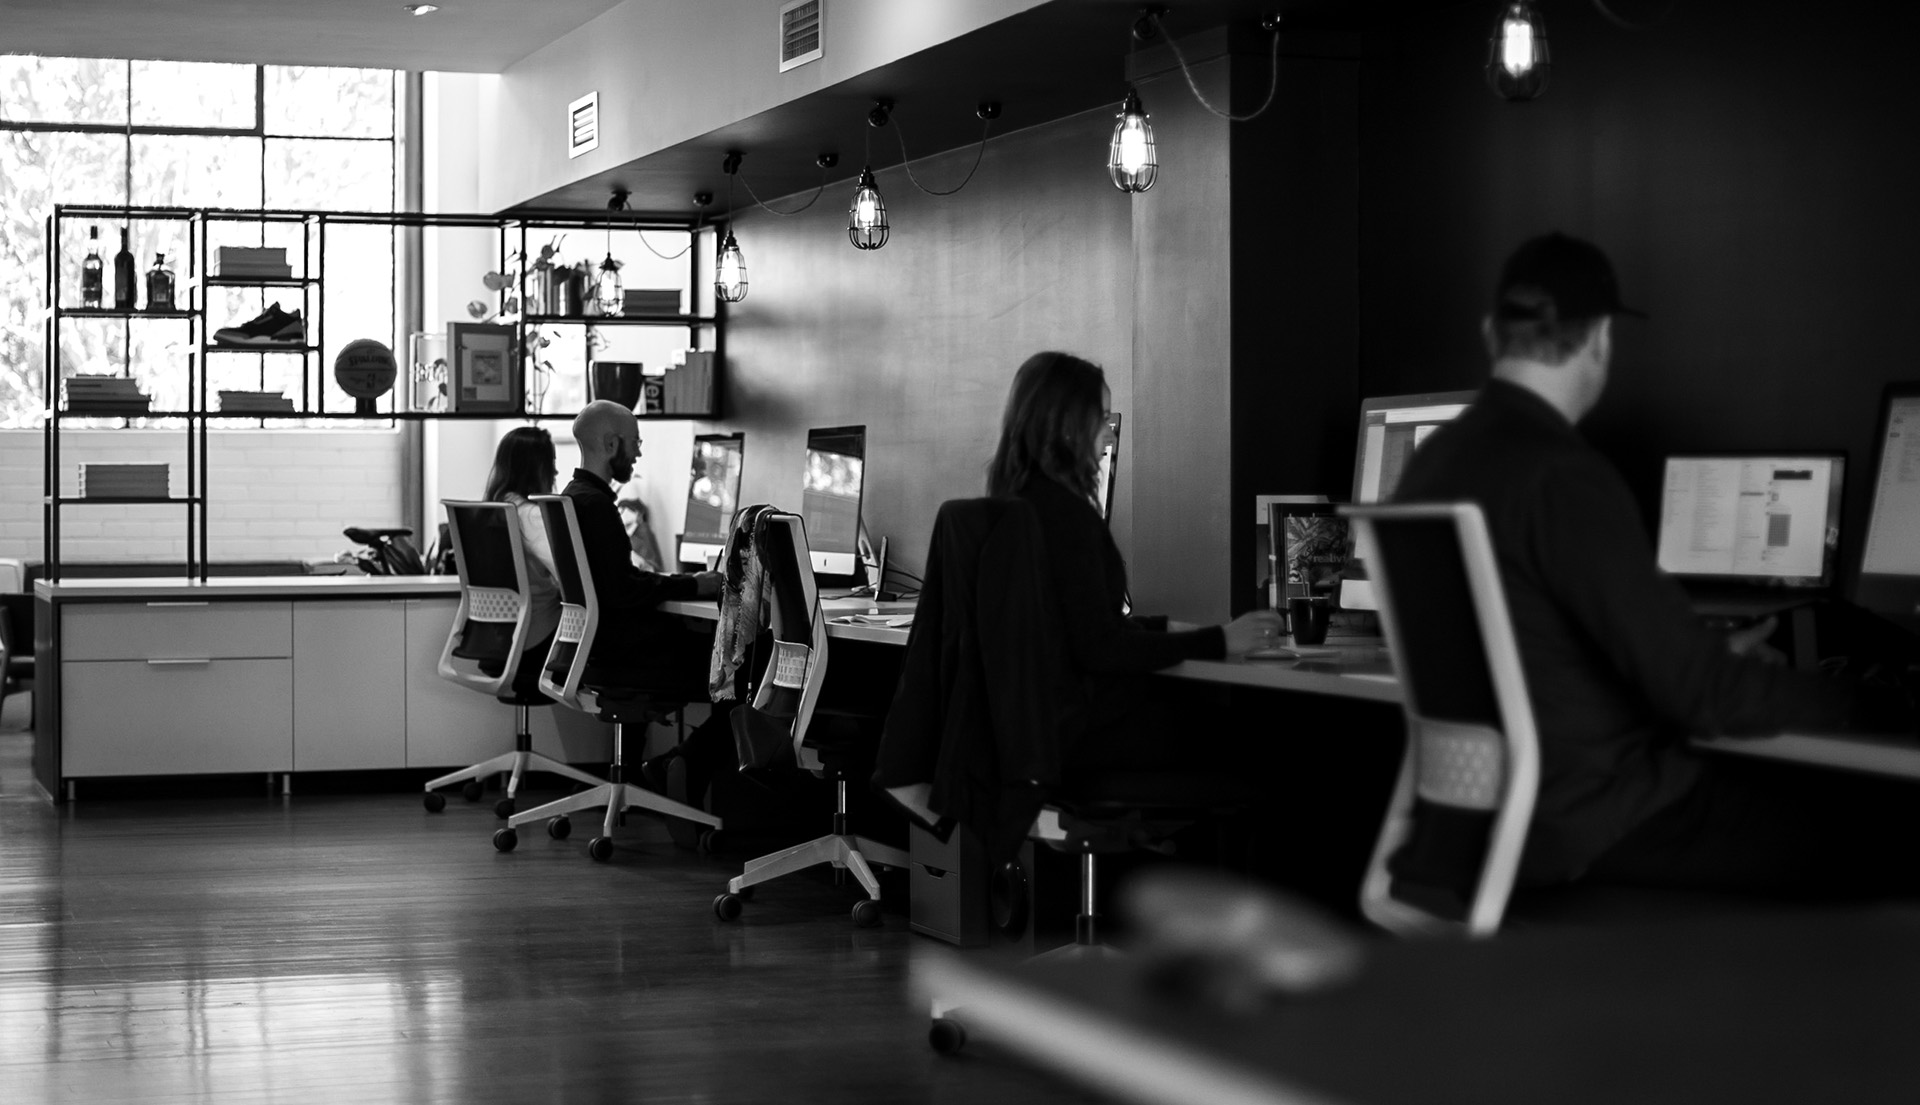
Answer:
[
  {"xmin": 849, "ymin": 101, "xmax": 891, "ymax": 250},
  {"xmin": 1486, "ymin": 0, "xmax": 1551, "ymax": 101},
  {"xmin": 715, "ymin": 152, "xmax": 748, "ymax": 303},
  {"xmin": 1107, "ymin": 88, "xmax": 1157, "ymax": 193}
]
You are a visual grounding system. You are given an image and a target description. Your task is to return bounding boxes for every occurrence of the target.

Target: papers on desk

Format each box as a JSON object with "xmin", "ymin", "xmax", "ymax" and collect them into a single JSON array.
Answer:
[
  {"xmin": 1245, "ymin": 645, "xmax": 1342, "ymax": 661},
  {"xmin": 829, "ymin": 614, "xmax": 914, "ymax": 628}
]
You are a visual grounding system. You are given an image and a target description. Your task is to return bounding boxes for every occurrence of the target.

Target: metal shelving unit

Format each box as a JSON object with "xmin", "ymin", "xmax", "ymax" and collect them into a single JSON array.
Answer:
[{"xmin": 44, "ymin": 204, "xmax": 719, "ymax": 582}]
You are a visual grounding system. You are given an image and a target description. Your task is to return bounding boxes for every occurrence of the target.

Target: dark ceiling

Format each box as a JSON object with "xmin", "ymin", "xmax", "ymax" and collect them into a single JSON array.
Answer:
[{"xmin": 511, "ymin": 0, "xmax": 1479, "ymax": 218}]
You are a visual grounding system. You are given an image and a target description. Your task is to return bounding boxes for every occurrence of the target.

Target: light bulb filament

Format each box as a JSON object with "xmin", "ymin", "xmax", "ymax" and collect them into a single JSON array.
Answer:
[
  {"xmin": 1117, "ymin": 120, "xmax": 1150, "ymax": 175},
  {"xmin": 1501, "ymin": 18, "xmax": 1535, "ymax": 76}
]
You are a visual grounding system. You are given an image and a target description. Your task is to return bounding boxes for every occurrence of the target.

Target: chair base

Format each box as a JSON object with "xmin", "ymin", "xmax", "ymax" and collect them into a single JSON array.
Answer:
[
  {"xmin": 507, "ymin": 781, "xmax": 721, "ymax": 840},
  {"xmin": 423, "ymin": 750, "xmax": 606, "ymax": 801},
  {"xmin": 727, "ymin": 833, "xmax": 909, "ymax": 900}
]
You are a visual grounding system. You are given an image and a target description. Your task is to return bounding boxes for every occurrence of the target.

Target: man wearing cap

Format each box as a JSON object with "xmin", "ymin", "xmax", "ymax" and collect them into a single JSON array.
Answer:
[{"xmin": 1393, "ymin": 232, "xmax": 1914, "ymax": 900}]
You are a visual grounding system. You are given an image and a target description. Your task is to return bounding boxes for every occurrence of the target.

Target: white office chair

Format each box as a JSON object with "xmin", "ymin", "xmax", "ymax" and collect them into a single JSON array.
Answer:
[
  {"xmin": 1341, "ymin": 502, "xmax": 1541, "ymax": 938},
  {"xmin": 426, "ymin": 500, "xmax": 608, "ymax": 817},
  {"xmin": 490, "ymin": 493, "xmax": 720, "ymax": 861},
  {"xmin": 710, "ymin": 510, "xmax": 909, "ymax": 927}
]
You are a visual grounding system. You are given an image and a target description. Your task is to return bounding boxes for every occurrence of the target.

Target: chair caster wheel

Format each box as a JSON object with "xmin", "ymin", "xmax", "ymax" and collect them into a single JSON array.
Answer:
[
  {"xmin": 462, "ymin": 780, "xmax": 484, "ymax": 802},
  {"xmin": 547, "ymin": 816, "xmax": 571, "ymax": 840},
  {"xmin": 494, "ymin": 798, "xmax": 515, "ymax": 819},
  {"xmin": 588, "ymin": 836, "xmax": 614, "ymax": 862},
  {"xmin": 713, "ymin": 892, "xmax": 744, "ymax": 921},
  {"xmin": 423, "ymin": 791, "xmax": 446, "ymax": 813},
  {"xmin": 697, "ymin": 827, "xmax": 722, "ymax": 855},
  {"xmin": 929, "ymin": 1017, "xmax": 968, "ymax": 1055},
  {"xmin": 851, "ymin": 899, "xmax": 882, "ymax": 928},
  {"xmin": 492, "ymin": 828, "xmax": 518, "ymax": 852}
]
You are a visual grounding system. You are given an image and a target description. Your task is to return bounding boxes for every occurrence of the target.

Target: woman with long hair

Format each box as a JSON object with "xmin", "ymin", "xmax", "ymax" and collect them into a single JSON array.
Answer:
[
  {"xmin": 993, "ymin": 351, "xmax": 1282, "ymax": 770},
  {"xmin": 486, "ymin": 426, "xmax": 562, "ymax": 694}
]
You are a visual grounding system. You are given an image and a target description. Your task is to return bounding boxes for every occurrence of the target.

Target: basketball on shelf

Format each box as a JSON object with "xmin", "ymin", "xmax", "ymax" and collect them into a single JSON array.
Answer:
[{"xmin": 334, "ymin": 338, "xmax": 398, "ymax": 415}]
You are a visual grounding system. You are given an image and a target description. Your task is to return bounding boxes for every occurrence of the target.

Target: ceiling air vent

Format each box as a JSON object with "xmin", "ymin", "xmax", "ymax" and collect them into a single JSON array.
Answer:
[
  {"xmin": 568, "ymin": 91, "xmax": 599, "ymax": 159},
  {"xmin": 779, "ymin": 0, "xmax": 823, "ymax": 72}
]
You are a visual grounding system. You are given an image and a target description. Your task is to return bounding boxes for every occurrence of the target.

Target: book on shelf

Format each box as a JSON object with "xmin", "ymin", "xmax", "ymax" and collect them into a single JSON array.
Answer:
[
  {"xmin": 217, "ymin": 390, "xmax": 296, "ymax": 413},
  {"xmin": 215, "ymin": 246, "xmax": 293, "ymax": 279},
  {"xmin": 78, "ymin": 462, "xmax": 170, "ymax": 499},
  {"xmin": 622, "ymin": 288, "xmax": 683, "ymax": 314},
  {"xmin": 662, "ymin": 350, "xmax": 714, "ymax": 415},
  {"xmin": 63, "ymin": 375, "xmax": 152, "ymax": 413}
]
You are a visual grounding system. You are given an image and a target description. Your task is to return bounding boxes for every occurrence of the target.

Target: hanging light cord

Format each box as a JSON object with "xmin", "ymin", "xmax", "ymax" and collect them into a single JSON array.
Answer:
[
  {"xmin": 606, "ymin": 193, "xmax": 693, "ymax": 259},
  {"xmin": 889, "ymin": 113, "xmax": 994, "ymax": 197},
  {"xmin": 1591, "ymin": 0, "xmax": 1681, "ymax": 31},
  {"xmin": 1151, "ymin": 11, "xmax": 1282, "ymax": 123},
  {"xmin": 737, "ymin": 160, "xmax": 833, "ymax": 217}
]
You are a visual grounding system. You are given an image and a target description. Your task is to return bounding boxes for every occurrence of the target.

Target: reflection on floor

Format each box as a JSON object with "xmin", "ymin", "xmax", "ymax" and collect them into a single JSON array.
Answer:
[{"xmin": 0, "ymin": 712, "xmax": 1098, "ymax": 1105}]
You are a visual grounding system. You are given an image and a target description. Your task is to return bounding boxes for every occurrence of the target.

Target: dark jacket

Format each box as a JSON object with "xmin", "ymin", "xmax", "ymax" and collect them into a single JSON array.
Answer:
[
  {"xmin": 1394, "ymin": 380, "xmax": 1859, "ymax": 882},
  {"xmin": 875, "ymin": 497, "xmax": 1073, "ymax": 866},
  {"xmin": 562, "ymin": 469, "xmax": 701, "ymax": 669}
]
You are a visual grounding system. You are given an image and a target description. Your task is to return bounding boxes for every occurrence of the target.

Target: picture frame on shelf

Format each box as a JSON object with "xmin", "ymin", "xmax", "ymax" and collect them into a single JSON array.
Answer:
[{"xmin": 448, "ymin": 323, "xmax": 519, "ymax": 414}]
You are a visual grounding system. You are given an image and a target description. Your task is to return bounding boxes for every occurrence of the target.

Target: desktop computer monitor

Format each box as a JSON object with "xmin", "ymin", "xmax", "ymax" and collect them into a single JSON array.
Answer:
[
  {"xmin": 1654, "ymin": 453, "xmax": 1845, "ymax": 588},
  {"xmin": 1350, "ymin": 390, "xmax": 1476, "ymax": 504},
  {"xmin": 677, "ymin": 432, "xmax": 745, "ymax": 570},
  {"xmin": 1853, "ymin": 382, "xmax": 1920, "ymax": 632},
  {"xmin": 1094, "ymin": 412, "xmax": 1122, "ymax": 521},
  {"xmin": 801, "ymin": 424, "xmax": 866, "ymax": 582}
]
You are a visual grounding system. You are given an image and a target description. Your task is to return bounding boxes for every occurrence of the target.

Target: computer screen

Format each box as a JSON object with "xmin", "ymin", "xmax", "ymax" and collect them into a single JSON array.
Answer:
[
  {"xmin": 1351, "ymin": 391, "xmax": 1476, "ymax": 504},
  {"xmin": 1094, "ymin": 412, "xmax": 1122, "ymax": 522},
  {"xmin": 801, "ymin": 425, "xmax": 866, "ymax": 579},
  {"xmin": 1853, "ymin": 383, "xmax": 1920, "ymax": 630},
  {"xmin": 1654, "ymin": 454, "xmax": 1845, "ymax": 586},
  {"xmin": 677, "ymin": 432, "xmax": 744, "ymax": 569}
]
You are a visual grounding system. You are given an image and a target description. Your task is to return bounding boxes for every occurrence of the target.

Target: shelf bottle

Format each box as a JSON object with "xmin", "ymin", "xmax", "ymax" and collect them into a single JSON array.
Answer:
[
  {"xmin": 145, "ymin": 253, "xmax": 176, "ymax": 312},
  {"xmin": 112, "ymin": 228, "xmax": 137, "ymax": 310},
  {"xmin": 81, "ymin": 227, "xmax": 104, "ymax": 308}
]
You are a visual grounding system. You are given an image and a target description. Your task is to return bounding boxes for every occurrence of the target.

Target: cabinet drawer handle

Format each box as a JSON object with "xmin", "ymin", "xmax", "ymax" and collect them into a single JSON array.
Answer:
[
  {"xmin": 147, "ymin": 658, "xmax": 212, "ymax": 667},
  {"xmin": 146, "ymin": 601, "xmax": 210, "ymax": 608}
]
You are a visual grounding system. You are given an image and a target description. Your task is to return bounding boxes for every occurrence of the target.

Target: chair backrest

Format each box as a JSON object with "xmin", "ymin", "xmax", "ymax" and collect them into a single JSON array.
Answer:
[
  {"xmin": 437, "ymin": 499, "xmax": 534, "ymax": 697},
  {"xmin": 1341, "ymin": 502, "xmax": 1541, "ymax": 939},
  {"xmin": 531, "ymin": 493, "xmax": 599, "ymax": 711},
  {"xmin": 739, "ymin": 510, "xmax": 830, "ymax": 772}
]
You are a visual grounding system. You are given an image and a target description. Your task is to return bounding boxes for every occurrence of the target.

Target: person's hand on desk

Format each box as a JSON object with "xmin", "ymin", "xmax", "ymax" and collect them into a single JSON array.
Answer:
[
  {"xmin": 1221, "ymin": 609, "xmax": 1286, "ymax": 658},
  {"xmin": 691, "ymin": 571, "xmax": 724, "ymax": 599},
  {"xmin": 1724, "ymin": 615, "xmax": 1787, "ymax": 666}
]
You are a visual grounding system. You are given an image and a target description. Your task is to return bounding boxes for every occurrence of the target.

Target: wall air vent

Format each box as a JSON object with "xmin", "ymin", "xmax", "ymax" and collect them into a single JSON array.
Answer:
[
  {"xmin": 568, "ymin": 91, "xmax": 599, "ymax": 159},
  {"xmin": 779, "ymin": 0, "xmax": 824, "ymax": 72}
]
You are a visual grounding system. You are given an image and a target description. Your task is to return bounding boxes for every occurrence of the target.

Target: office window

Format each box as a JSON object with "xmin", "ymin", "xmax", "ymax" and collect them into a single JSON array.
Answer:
[{"xmin": 0, "ymin": 57, "xmax": 399, "ymax": 427}]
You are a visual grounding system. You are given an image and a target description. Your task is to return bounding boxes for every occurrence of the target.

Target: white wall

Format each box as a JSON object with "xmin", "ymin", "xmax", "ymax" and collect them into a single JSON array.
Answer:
[{"xmin": 1, "ymin": 427, "xmax": 404, "ymax": 564}]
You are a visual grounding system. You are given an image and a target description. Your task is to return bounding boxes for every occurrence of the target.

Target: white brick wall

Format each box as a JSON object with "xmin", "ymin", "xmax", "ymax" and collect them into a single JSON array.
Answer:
[{"xmin": 0, "ymin": 427, "xmax": 405, "ymax": 565}]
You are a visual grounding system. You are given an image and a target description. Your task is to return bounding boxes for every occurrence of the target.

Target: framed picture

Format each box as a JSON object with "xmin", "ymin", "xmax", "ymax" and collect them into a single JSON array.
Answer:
[{"xmin": 448, "ymin": 323, "xmax": 519, "ymax": 414}]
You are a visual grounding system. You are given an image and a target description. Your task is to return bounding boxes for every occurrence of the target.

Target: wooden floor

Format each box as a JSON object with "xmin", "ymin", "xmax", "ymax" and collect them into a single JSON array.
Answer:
[{"xmin": 0, "ymin": 695, "xmax": 1105, "ymax": 1105}]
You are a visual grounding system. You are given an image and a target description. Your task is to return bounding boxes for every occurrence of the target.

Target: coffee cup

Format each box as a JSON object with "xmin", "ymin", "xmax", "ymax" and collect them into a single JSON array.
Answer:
[{"xmin": 1287, "ymin": 596, "xmax": 1332, "ymax": 646}]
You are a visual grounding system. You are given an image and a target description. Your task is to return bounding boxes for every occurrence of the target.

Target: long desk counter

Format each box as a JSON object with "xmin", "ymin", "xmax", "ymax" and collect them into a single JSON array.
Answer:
[{"xmin": 32, "ymin": 575, "xmax": 609, "ymax": 801}]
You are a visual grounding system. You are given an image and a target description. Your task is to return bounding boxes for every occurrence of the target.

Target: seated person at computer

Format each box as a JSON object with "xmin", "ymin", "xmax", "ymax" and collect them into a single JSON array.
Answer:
[
  {"xmin": 990, "ymin": 351, "xmax": 1283, "ymax": 773},
  {"xmin": 1392, "ymin": 232, "xmax": 1917, "ymax": 900},
  {"xmin": 566, "ymin": 400, "xmax": 731, "ymax": 806},
  {"xmin": 486, "ymin": 426, "xmax": 562, "ymax": 697}
]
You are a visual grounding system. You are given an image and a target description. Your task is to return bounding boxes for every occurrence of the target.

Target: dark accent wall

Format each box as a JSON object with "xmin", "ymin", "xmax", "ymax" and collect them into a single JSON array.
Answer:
[
  {"xmin": 719, "ymin": 109, "xmax": 1135, "ymax": 584},
  {"xmin": 1358, "ymin": 0, "xmax": 1920, "ymax": 584}
]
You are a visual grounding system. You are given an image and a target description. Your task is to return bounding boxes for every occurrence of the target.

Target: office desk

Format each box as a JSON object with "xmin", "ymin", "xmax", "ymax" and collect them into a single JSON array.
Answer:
[
  {"xmin": 1162, "ymin": 642, "xmax": 1401, "ymax": 704},
  {"xmin": 1692, "ymin": 730, "xmax": 1920, "ymax": 782},
  {"xmin": 658, "ymin": 597, "xmax": 915, "ymax": 647},
  {"xmin": 913, "ymin": 908, "xmax": 1920, "ymax": 1105}
]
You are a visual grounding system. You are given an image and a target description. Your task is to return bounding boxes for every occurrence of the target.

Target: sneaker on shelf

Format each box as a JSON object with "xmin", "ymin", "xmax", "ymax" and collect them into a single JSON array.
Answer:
[{"xmin": 213, "ymin": 303, "xmax": 304, "ymax": 346}]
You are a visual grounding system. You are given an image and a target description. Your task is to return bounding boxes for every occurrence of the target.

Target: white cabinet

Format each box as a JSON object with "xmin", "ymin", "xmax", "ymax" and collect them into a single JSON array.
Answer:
[
  {"xmin": 293, "ymin": 600, "xmax": 407, "ymax": 771},
  {"xmin": 402, "ymin": 597, "xmax": 514, "ymax": 768},
  {"xmin": 60, "ymin": 600, "xmax": 294, "ymax": 777}
]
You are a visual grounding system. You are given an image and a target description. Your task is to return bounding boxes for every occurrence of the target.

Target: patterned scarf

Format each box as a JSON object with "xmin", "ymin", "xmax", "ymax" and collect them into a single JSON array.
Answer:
[{"xmin": 709, "ymin": 503, "xmax": 777, "ymax": 701}]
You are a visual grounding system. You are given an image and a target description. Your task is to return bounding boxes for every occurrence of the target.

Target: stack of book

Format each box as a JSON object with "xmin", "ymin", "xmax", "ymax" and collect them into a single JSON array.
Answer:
[
  {"xmin": 63, "ymin": 375, "xmax": 152, "ymax": 415},
  {"xmin": 218, "ymin": 390, "xmax": 296, "ymax": 413},
  {"xmin": 623, "ymin": 288, "xmax": 683, "ymax": 315},
  {"xmin": 79, "ymin": 462, "xmax": 170, "ymax": 500},
  {"xmin": 216, "ymin": 246, "xmax": 293, "ymax": 279},
  {"xmin": 660, "ymin": 350, "xmax": 715, "ymax": 414}
]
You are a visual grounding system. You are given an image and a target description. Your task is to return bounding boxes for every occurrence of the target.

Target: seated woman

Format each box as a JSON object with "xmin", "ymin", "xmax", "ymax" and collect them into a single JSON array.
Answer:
[
  {"xmin": 485, "ymin": 426, "xmax": 563, "ymax": 698},
  {"xmin": 990, "ymin": 351, "xmax": 1283, "ymax": 772}
]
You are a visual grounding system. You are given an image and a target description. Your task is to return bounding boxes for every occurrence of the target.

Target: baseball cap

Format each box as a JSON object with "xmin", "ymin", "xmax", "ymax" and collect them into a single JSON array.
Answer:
[{"xmin": 1493, "ymin": 232, "xmax": 1646, "ymax": 322}]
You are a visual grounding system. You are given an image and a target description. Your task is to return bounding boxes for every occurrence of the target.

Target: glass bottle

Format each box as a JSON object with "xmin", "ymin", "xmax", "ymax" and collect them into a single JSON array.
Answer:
[
  {"xmin": 145, "ymin": 253, "xmax": 176, "ymax": 312},
  {"xmin": 112, "ymin": 228, "xmax": 137, "ymax": 310},
  {"xmin": 81, "ymin": 227, "xmax": 104, "ymax": 308}
]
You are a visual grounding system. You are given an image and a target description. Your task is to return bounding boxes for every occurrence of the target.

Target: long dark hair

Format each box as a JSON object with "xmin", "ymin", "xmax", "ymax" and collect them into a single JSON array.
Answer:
[
  {"xmin": 986, "ymin": 351, "xmax": 1107, "ymax": 500},
  {"xmin": 485, "ymin": 426, "xmax": 557, "ymax": 501}
]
